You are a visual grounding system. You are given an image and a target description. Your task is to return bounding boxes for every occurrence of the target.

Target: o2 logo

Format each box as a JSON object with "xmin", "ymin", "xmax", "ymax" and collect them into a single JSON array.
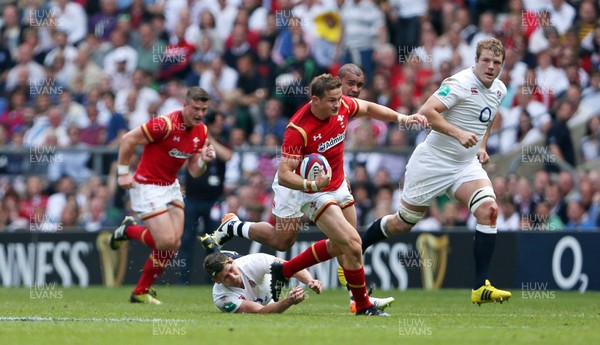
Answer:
[
  {"xmin": 479, "ymin": 107, "xmax": 492, "ymax": 123},
  {"xmin": 552, "ymin": 236, "xmax": 588, "ymax": 293}
]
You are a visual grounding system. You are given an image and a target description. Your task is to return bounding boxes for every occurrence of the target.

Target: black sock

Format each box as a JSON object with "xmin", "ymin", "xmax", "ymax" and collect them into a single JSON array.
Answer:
[
  {"xmin": 361, "ymin": 219, "xmax": 387, "ymax": 252},
  {"xmin": 473, "ymin": 230, "xmax": 496, "ymax": 289},
  {"xmin": 226, "ymin": 222, "xmax": 235, "ymax": 236}
]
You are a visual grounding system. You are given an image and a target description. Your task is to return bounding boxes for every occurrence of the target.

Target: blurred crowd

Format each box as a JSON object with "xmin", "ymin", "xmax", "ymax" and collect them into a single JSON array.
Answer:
[{"xmin": 0, "ymin": 0, "xmax": 599, "ymax": 232}]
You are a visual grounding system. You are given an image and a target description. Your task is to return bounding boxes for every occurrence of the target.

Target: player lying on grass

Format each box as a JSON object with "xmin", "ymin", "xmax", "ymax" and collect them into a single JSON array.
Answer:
[
  {"xmin": 201, "ymin": 235, "xmax": 395, "ymax": 314},
  {"xmin": 203, "ymin": 249, "xmax": 322, "ymax": 314}
]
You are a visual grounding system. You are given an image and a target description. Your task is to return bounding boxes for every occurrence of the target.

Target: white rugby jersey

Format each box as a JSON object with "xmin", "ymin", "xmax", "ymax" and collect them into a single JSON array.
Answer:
[
  {"xmin": 425, "ymin": 67, "xmax": 507, "ymax": 163},
  {"xmin": 212, "ymin": 253, "xmax": 275, "ymax": 313}
]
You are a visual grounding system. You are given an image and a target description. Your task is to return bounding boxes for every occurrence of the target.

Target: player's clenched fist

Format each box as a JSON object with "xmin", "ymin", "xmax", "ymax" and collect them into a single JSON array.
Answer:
[
  {"xmin": 406, "ymin": 113, "xmax": 429, "ymax": 128},
  {"xmin": 201, "ymin": 139, "xmax": 216, "ymax": 162},
  {"xmin": 117, "ymin": 173, "xmax": 134, "ymax": 190},
  {"xmin": 285, "ymin": 286, "xmax": 307, "ymax": 305},
  {"xmin": 307, "ymin": 279, "xmax": 323, "ymax": 294}
]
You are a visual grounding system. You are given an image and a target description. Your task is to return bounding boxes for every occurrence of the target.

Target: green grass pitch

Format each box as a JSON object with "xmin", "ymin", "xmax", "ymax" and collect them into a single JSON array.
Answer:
[{"xmin": 1, "ymin": 286, "xmax": 598, "ymax": 345}]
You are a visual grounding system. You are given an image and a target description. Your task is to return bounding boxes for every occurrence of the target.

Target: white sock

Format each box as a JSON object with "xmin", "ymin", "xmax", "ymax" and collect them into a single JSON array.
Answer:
[
  {"xmin": 475, "ymin": 224, "xmax": 497, "ymax": 234},
  {"xmin": 380, "ymin": 215, "xmax": 391, "ymax": 237},
  {"xmin": 241, "ymin": 222, "xmax": 252, "ymax": 239}
]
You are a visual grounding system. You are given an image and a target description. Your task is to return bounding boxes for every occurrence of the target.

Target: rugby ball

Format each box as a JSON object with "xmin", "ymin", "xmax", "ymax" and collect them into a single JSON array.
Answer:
[{"xmin": 299, "ymin": 153, "xmax": 330, "ymax": 181}]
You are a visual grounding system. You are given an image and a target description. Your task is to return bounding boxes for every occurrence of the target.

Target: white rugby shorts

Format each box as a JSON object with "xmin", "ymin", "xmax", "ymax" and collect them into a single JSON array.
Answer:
[
  {"xmin": 130, "ymin": 179, "xmax": 184, "ymax": 219},
  {"xmin": 271, "ymin": 174, "xmax": 354, "ymax": 222},
  {"xmin": 401, "ymin": 144, "xmax": 490, "ymax": 207}
]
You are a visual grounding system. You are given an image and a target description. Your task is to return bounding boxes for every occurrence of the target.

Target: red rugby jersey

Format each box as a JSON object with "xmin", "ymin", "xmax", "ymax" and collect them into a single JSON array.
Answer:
[
  {"xmin": 134, "ymin": 110, "xmax": 208, "ymax": 185},
  {"xmin": 281, "ymin": 95, "xmax": 359, "ymax": 192}
]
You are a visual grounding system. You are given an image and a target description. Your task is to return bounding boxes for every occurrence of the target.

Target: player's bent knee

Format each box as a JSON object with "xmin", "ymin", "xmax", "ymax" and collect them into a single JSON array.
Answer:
[
  {"xmin": 273, "ymin": 237, "xmax": 296, "ymax": 252},
  {"xmin": 344, "ymin": 237, "xmax": 363, "ymax": 258},
  {"xmin": 468, "ymin": 186, "xmax": 496, "ymax": 214},
  {"xmin": 155, "ymin": 236, "xmax": 180, "ymax": 251},
  {"xmin": 474, "ymin": 201, "xmax": 498, "ymax": 225},
  {"xmin": 395, "ymin": 204, "xmax": 424, "ymax": 229}
]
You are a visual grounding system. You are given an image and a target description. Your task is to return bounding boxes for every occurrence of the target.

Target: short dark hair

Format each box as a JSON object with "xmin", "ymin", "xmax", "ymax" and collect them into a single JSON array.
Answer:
[
  {"xmin": 186, "ymin": 87, "xmax": 210, "ymax": 103},
  {"xmin": 337, "ymin": 63, "xmax": 363, "ymax": 79},
  {"xmin": 204, "ymin": 252, "xmax": 231, "ymax": 279},
  {"xmin": 310, "ymin": 74, "xmax": 342, "ymax": 99}
]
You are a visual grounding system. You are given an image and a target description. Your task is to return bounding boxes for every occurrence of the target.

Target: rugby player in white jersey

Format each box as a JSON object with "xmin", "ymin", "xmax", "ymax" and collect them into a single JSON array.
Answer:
[
  {"xmin": 360, "ymin": 38, "xmax": 512, "ymax": 305},
  {"xmin": 204, "ymin": 251, "xmax": 323, "ymax": 314}
]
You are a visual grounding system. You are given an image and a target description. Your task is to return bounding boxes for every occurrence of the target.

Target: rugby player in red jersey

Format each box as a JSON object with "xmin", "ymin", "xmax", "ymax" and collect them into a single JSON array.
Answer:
[
  {"xmin": 205, "ymin": 64, "xmax": 367, "ymax": 253},
  {"xmin": 109, "ymin": 87, "xmax": 216, "ymax": 304},
  {"xmin": 209, "ymin": 74, "xmax": 427, "ymax": 315}
]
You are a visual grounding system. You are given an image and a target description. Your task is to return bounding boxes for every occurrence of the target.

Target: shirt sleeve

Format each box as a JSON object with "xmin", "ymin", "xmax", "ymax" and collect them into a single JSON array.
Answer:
[
  {"xmin": 432, "ymin": 77, "xmax": 469, "ymax": 111},
  {"xmin": 214, "ymin": 294, "xmax": 243, "ymax": 313},
  {"xmin": 140, "ymin": 115, "xmax": 172, "ymax": 143},
  {"xmin": 342, "ymin": 95, "xmax": 360, "ymax": 119},
  {"xmin": 281, "ymin": 123, "xmax": 306, "ymax": 158}
]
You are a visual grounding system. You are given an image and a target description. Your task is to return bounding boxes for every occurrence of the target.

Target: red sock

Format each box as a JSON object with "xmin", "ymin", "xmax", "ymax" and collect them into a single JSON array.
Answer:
[
  {"xmin": 282, "ymin": 240, "xmax": 332, "ymax": 278},
  {"xmin": 343, "ymin": 266, "xmax": 372, "ymax": 311},
  {"xmin": 133, "ymin": 250, "xmax": 176, "ymax": 295},
  {"xmin": 126, "ymin": 225, "xmax": 156, "ymax": 249}
]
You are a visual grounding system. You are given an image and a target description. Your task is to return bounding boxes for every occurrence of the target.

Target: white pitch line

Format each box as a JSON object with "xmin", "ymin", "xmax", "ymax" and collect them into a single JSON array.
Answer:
[{"xmin": 0, "ymin": 317, "xmax": 195, "ymax": 323}]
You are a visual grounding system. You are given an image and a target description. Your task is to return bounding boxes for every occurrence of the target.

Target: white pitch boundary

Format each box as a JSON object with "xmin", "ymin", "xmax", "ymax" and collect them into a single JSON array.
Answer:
[{"xmin": 0, "ymin": 317, "xmax": 195, "ymax": 323}]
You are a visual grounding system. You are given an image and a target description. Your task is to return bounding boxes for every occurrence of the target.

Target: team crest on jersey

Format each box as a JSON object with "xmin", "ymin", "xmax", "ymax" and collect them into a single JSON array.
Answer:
[
  {"xmin": 471, "ymin": 87, "xmax": 478, "ymax": 95},
  {"xmin": 496, "ymin": 90, "xmax": 502, "ymax": 98},
  {"xmin": 248, "ymin": 280, "xmax": 257, "ymax": 287},
  {"xmin": 437, "ymin": 84, "xmax": 450, "ymax": 97},
  {"xmin": 337, "ymin": 114, "xmax": 345, "ymax": 128}
]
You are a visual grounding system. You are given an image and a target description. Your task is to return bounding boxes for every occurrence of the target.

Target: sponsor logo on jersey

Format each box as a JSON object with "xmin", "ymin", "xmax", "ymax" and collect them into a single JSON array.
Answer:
[
  {"xmin": 471, "ymin": 87, "xmax": 478, "ymax": 95},
  {"xmin": 223, "ymin": 301, "xmax": 237, "ymax": 312},
  {"xmin": 168, "ymin": 148, "xmax": 193, "ymax": 159},
  {"xmin": 437, "ymin": 84, "xmax": 450, "ymax": 97},
  {"xmin": 317, "ymin": 132, "xmax": 345, "ymax": 152},
  {"xmin": 496, "ymin": 90, "xmax": 502, "ymax": 99}
]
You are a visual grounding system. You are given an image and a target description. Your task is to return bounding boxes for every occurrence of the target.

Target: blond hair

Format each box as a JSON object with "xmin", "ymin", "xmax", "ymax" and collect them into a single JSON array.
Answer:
[{"xmin": 476, "ymin": 38, "xmax": 505, "ymax": 63}]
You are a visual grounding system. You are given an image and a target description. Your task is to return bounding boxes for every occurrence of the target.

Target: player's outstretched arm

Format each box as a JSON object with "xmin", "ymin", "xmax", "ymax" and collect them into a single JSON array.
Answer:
[
  {"xmin": 420, "ymin": 95, "xmax": 479, "ymax": 149},
  {"xmin": 293, "ymin": 270, "xmax": 323, "ymax": 295},
  {"xmin": 116, "ymin": 127, "xmax": 150, "ymax": 189},
  {"xmin": 235, "ymin": 286, "xmax": 308, "ymax": 314},
  {"xmin": 353, "ymin": 98, "xmax": 428, "ymax": 128},
  {"xmin": 274, "ymin": 257, "xmax": 323, "ymax": 295}
]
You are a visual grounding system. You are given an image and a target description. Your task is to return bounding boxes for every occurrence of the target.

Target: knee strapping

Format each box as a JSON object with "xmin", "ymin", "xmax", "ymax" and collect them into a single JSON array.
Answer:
[
  {"xmin": 468, "ymin": 186, "xmax": 496, "ymax": 214},
  {"xmin": 396, "ymin": 204, "xmax": 424, "ymax": 225}
]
